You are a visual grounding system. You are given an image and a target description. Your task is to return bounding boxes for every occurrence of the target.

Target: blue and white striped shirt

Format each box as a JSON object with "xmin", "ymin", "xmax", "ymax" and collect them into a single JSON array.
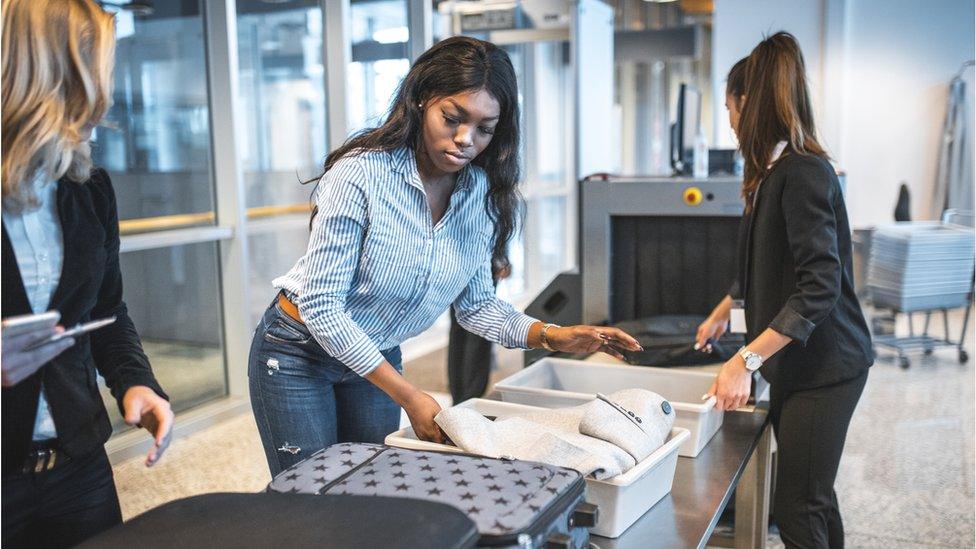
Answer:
[{"xmin": 273, "ymin": 147, "xmax": 538, "ymax": 376}]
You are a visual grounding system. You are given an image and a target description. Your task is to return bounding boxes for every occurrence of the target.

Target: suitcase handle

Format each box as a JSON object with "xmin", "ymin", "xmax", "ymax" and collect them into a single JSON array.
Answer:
[
  {"xmin": 545, "ymin": 503, "xmax": 599, "ymax": 548},
  {"xmin": 545, "ymin": 533, "xmax": 573, "ymax": 549},
  {"xmin": 569, "ymin": 502, "xmax": 599, "ymax": 528}
]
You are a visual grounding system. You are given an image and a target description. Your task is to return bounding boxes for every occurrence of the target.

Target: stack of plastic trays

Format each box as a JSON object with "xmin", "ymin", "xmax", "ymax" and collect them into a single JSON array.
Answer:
[{"xmin": 867, "ymin": 222, "xmax": 975, "ymax": 312}]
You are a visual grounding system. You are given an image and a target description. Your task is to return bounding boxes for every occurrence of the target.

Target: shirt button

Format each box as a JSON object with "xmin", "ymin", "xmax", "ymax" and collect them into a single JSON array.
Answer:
[{"xmin": 38, "ymin": 254, "xmax": 48, "ymax": 261}]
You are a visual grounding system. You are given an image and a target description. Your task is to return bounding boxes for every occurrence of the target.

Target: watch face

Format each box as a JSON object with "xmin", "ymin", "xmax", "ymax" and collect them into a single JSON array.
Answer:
[{"xmin": 746, "ymin": 355, "xmax": 762, "ymax": 370}]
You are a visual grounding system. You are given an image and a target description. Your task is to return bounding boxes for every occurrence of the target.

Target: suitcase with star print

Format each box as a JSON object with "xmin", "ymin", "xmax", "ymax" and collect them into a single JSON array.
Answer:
[{"xmin": 267, "ymin": 442, "xmax": 598, "ymax": 548}]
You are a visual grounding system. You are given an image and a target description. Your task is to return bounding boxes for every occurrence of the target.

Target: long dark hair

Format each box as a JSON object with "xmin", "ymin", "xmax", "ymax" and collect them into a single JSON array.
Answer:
[
  {"xmin": 309, "ymin": 36, "xmax": 521, "ymax": 268},
  {"xmin": 737, "ymin": 32, "xmax": 827, "ymax": 203}
]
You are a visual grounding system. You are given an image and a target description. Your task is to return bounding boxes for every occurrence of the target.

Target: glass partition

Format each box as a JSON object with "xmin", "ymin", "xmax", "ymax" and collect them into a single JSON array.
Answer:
[
  {"xmin": 348, "ymin": 0, "xmax": 411, "ymax": 133},
  {"xmin": 93, "ymin": 4, "xmax": 215, "ymax": 229},
  {"xmin": 101, "ymin": 241, "xmax": 226, "ymax": 428},
  {"xmin": 92, "ymin": 2, "xmax": 227, "ymax": 427},
  {"xmin": 237, "ymin": 3, "xmax": 326, "ymax": 209},
  {"xmin": 236, "ymin": 1, "xmax": 326, "ymax": 324}
]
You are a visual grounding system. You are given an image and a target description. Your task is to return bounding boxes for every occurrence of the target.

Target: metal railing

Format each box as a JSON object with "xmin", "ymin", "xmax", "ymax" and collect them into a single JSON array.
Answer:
[{"xmin": 118, "ymin": 203, "xmax": 312, "ymax": 236}]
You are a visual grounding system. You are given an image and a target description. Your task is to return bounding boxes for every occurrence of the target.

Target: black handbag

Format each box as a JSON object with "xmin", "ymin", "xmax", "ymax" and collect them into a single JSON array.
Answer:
[{"xmin": 615, "ymin": 315, "xmax": 745, "ymax": 367}]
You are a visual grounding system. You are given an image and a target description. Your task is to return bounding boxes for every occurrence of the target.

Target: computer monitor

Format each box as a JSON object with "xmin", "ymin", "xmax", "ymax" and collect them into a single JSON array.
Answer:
[{"xmin": 670, "ymin": 83, "xmax": 701, "ymax": 176}]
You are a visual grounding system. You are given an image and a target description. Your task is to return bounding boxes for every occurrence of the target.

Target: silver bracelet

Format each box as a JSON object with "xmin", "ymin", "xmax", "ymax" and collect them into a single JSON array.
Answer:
[{"xmin": 540, "ymin": 323, "xmax": 559, "ymax": 352}]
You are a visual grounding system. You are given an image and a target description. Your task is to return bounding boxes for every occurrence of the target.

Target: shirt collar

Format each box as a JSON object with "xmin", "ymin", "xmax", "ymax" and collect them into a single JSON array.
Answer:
[
  {"xmin": 768, "ymin": 141, "xmax": 788, "ymax": 168},
  {"xmin": 390, "ymin": 146, "xmax": 474, "ymax": 192},
  {"xmin": 37, "ymin": 173, "xmax": 58, "ymax": 200},
  {"xmin": 8, "ymin": 172, "xmax": 57, "ymax": 215},
  {"xmin": 749, "ymin": 140, "xmax": 789, "ymax": 208}
]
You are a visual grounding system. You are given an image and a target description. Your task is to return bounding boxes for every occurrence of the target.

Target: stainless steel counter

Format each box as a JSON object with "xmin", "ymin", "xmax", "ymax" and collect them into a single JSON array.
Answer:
[{"xmin": 591, "ymin": 409, "xmax": 772, "ymax": 549}]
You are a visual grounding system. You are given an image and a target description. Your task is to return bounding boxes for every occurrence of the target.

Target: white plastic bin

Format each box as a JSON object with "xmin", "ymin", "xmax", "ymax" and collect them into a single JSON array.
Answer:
[
  {"xmin": 493, "ymin": 358, "xmax": 722, "ymax": 457},
  {"xmin": 384, "ymin": 399, "xmax": 690, "ymax": 538}
]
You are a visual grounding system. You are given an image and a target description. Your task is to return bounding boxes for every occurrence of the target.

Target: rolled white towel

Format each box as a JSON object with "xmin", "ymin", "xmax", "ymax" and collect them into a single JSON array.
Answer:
[
  {"xmin": 434, "ymin": 407, "xmax": 502, "ymax": 457},
  {"xmin": 578, "ymin": 388, "xmax": 675, "ymax": 462},
  {"xmin": 434, "ymin": 388, "xmax": 675, "ymax": 479},
  {"xmin": 435, "ymin": 408, "xmax": 635, "ymax": 479}
]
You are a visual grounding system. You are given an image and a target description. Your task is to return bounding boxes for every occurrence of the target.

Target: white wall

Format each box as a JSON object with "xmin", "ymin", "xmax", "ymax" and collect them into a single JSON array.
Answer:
[
  {"xmin": 837, "ymin": 0, "xmax": 974, "ymax": 227},
  {"xmin": 712, "ymin": 0, "xmax": 827, "ymax": 149},
  {"xmin": 711, "ymin": 0, "xmax": 975, "ymax": 228}
]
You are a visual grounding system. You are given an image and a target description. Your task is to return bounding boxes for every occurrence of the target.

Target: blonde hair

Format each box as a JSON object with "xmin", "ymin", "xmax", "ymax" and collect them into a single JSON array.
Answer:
[{"xmin": 2, "ymin": 0, "xmax": 115, "ymax": 212}]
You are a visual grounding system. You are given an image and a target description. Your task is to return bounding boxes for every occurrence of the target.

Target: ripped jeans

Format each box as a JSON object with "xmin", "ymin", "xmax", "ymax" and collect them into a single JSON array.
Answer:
[{"xmin": 247, "ymin": 300, "xmax": 402, "ymax": 477}]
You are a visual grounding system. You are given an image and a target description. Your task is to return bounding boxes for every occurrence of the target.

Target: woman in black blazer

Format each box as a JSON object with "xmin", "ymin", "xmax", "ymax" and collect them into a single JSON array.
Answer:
[
  {"xmin": 1, "ymin": 1, "xmax": 173, "ymax": 546},
  {"xmin": 696, "ymin": 34, "xmax": 873, "ymax": 549}
]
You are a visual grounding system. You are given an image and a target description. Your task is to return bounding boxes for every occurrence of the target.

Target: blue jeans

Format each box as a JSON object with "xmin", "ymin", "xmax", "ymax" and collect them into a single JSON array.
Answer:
[{"xmin": 248, "ymin": 300, "xmax": 402, "ymax": 477}]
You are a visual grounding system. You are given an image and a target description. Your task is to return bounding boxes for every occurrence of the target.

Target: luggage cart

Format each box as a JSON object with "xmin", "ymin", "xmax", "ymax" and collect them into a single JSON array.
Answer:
[{"xmin": 871, "ymin": 210, "xmax": 974, "ymax": 369}]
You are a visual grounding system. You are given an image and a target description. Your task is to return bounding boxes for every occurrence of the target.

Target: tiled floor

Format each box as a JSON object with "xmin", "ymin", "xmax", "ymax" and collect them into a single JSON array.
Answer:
[{"xmin": 113, "ymin": 308, "xmax": 975, "ymax": 547}]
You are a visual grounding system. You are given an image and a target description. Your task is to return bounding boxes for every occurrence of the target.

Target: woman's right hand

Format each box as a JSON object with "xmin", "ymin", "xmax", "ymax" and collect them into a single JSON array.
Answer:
[
  {"xmin": 1, "ymin": 325, "xmax": 75, "ymax": 387},
  {"xmin": 696, "ymin": 295, "xmax": 735, "ymax": 352},
  {"xmin": 695, "ymin": 314, "xmax": 728, "ymax": 352},
  {"xmin": 365, "ymin": 362, "xmax": 445, "ymax": 443},
  {"xmin": 403, "ymin": 391, "xmax": 445, "ymax": 443}
]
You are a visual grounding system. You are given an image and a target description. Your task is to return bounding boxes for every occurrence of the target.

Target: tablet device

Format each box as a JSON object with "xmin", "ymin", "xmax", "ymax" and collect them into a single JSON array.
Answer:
[
  {"xmin": 23, "ymin": 316, "xmax": 116, "ymax": 351},
  {"xmin": 1, "ymin": 311, "xmax": 61, "ymax": 338}
]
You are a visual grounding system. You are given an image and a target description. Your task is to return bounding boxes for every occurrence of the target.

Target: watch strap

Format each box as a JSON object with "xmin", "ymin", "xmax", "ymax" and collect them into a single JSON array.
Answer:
[{"xmin": 738, "ymin": 347, "xmax": 764, "ymax": 371}]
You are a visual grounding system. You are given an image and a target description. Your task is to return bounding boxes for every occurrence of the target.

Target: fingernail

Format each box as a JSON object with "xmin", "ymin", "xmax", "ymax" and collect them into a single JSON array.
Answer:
[
  {"xmin": 693, "ymin": 343, "xmax": 701, "ymax": 350},
  {"xmin": 701, "ymin": 394, "xmax": 710, "ymax": 401}
]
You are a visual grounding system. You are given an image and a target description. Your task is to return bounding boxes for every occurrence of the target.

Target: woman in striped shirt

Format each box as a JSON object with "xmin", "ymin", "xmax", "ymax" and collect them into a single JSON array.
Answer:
[{"xmin": 248, "ymin": 36, "xmax": 641, "ymax": 476}]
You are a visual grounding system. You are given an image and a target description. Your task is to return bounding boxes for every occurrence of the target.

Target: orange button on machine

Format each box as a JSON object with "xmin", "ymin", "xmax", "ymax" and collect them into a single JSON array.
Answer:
[{"xmin": 683, "ymin": 187, "xmax": 703, "ymax": 206}]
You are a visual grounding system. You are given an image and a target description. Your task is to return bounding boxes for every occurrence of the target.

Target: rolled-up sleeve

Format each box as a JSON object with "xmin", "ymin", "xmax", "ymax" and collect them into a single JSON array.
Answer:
[
  {"xmin": 453, "ymin": 255, "xmax": 538, "ymax": 349},
  {"xmin": 769, "ymin": 163, "xmax": 842, "ymax": 345},
  {"xmin": 296, "ymin": 158, "xmax": 386, "ymax": 376}
]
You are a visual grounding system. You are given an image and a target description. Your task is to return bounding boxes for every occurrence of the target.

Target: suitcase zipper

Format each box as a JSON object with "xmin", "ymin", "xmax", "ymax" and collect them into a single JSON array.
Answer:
[
  {"xmin": 318, "ymin": 446, "xmax": 388, "ymax": 494},
  {"xmin": 316, "ymin": 445, "xmax": 505, "ymax": 494}
]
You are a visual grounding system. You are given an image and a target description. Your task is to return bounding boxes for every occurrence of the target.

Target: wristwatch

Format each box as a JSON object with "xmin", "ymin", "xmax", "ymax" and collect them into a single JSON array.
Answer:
[{"xmin": 738, "ymin": 347, "xmax": 764, "ymax": 372}]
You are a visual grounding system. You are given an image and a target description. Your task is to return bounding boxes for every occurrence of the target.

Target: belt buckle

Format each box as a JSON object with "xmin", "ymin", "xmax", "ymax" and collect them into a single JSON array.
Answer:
[{"xmin": 28, "ymin": 448, "xmax": 57, "ymax": 474}]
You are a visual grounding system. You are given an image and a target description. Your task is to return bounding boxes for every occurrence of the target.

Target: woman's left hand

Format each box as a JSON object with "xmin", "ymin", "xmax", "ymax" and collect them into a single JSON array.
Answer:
[
  {"xmin": 547, "ymin": 325, "xmax": 643, "ymax": 360},
  {"xmin": 122, "ymin": 386, "xmax": 174, "ymax": 467},
  {"xmin": 706, "ymin": 355, "xmax": 752, "ymax": 411}
]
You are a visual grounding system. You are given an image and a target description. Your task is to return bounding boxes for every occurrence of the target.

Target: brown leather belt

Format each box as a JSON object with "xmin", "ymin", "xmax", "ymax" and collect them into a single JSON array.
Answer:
[{"xmin": 277, "ymin": 292, "xmax": 304, "ymax": 325}]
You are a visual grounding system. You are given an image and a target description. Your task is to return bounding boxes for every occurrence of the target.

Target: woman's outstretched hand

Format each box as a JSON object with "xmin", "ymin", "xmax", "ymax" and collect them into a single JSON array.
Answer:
[
  {"xmin": 695, "ymin": 315, "xmax": 728, "ymax": 354},
  {"xmin": 543, "ymin": 324, "xmax": 643, "ymax": 361}
]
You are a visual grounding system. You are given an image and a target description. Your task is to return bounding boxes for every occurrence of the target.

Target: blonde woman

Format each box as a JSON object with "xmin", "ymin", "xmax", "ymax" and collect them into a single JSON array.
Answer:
[{"xmin": 2, "ymin": 1, "xmax": 173, "ymax": 545}]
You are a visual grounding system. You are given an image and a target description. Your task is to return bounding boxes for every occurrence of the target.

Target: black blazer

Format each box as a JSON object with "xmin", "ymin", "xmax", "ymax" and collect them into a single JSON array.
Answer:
[
  {"xmin": 2, "ymin": 169, "xmax": 167, "ymax": 474},
  {"xmin": 731, "ymin": 153, "xmax": 873, "ymax": 391}
]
